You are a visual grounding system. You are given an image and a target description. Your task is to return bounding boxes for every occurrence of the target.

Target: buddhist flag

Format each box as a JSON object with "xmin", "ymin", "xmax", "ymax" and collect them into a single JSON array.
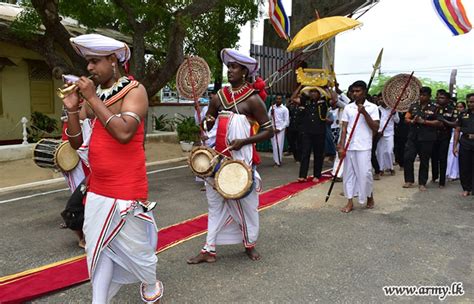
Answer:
[
  {"xmin": 269, "ymin": 0, "xmax": 291, "ymax": 41},
  {"xmin": 433, "ymin": 0, "xmax": 472, "ymax": 35}
]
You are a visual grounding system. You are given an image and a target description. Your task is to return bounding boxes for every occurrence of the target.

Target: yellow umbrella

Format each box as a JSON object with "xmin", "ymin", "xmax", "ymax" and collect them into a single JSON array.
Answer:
[{"xmin": 287, "ymin": 16, "xmax": 362, "ymax": 52}]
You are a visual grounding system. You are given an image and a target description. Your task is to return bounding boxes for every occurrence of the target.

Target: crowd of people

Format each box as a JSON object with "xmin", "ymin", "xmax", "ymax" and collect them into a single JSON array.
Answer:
[
  {"xmin": 268, "ymin": 80, "xmax": 474, "ymax": 202},
  {"xmin": 54, "ymin": 30, "xmax": 473, "ymax": 303}
]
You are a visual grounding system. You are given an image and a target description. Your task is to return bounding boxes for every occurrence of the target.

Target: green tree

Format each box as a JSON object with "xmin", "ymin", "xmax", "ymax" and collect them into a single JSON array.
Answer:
[
  {"xmin": 369, "ymin": 74, "xmax": 473, "ymax": 101},
  {"xmin": 1, "ymin": 0, "xmax": 259, "ymax": 98}
]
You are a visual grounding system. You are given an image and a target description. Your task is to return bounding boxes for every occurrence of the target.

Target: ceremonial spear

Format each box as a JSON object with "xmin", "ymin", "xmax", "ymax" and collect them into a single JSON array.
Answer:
[{"xmin": 325, "ymin": 48, "xmax": 383, "ymax": 203}]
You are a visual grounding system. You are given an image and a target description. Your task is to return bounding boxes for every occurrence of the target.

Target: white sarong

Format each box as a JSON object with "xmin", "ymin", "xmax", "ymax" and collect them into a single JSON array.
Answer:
[
  {"xmin": 83, "ymin": 192, "xmax": 158, "ymax": 287},
  {"xmin": 63, "ymin": 119, "xmax": 92, "ymax": 191},
  {"xmin": 446, "ymin": 131, "xmax": 460, "ymax": 179},
  {"xmin": 271, "ymin": 131, "xmax": 285, "ymax": 165},
  {"xmin": 343, "ymin": 150, "xmax": 373, "ymax": 204},
  {"xmin": 203, "ymin": 113, "xmax": 262, "ymax": 254},
  {"xmin": 376, "ymin": 135, "xmax": 395, "ymax": 171}
]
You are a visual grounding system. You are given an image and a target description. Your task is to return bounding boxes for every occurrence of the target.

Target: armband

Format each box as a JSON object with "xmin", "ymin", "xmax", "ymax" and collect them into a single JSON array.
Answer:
[{"xmin": 260, "ymin": 120, "xmax": 273, "ymax": 130}]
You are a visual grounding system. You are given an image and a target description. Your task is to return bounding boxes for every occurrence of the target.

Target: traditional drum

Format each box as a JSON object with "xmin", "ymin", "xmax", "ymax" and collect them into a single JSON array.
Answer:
[
  {"xmin": 214, "ymin": 159, "xmax": 253, "ymax": 200},
  {"xmin": 176, "ymin": 56, "xmax": 211, "ymax": 100},
  {"xmin": 382, "ymin": 73, "xmax": 422, "ymax": 112},
  {"xmin": 188, "ymin": 146, "xmax": 220, "ymax": 177},
  {"xmin": 33, "ymin": 139, "xmax": 79, "ymax": 172}
]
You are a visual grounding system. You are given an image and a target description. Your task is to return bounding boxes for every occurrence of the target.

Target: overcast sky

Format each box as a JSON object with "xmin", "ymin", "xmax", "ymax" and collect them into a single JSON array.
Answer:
[{"xmin": 236, "ymin": 0, "xmax": 474, "ymax": 90}]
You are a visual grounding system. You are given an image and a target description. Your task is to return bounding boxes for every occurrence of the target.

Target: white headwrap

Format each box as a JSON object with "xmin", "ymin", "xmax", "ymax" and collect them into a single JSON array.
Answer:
[
  {"xmin": 220, "ymin": 48, "xmax": 259, "ymax": 77},
  {"xmin": 70, "ymin": 34, "xmax": 131, "ymax": 63}
]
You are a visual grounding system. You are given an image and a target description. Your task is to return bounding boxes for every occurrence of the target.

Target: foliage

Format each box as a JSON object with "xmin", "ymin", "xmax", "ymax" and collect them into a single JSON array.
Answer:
[
  {"xmin": 175, "ymin": 114, "xmax": 200, "ymax": 142},
  {"xmin": 186, "ymin": 0, "xmax": 259, "ymax": 82},
  {"xmin": 27, "ymin": 111, "xmax": 59, "ymax": 142},
  {"xmin": 10, "ymin": 4, "xmax": 41, "ymax": 40},
  {"xmin": 368, "ymin": 74, "xmax": 474, "ymax": 101},
  {"xmin": 153, "ymin": 113, "xmax": 175, "ymax": 131},
  {"xmin": 4, "ymin": 0, "xmax": 260, "ymax": 97}
]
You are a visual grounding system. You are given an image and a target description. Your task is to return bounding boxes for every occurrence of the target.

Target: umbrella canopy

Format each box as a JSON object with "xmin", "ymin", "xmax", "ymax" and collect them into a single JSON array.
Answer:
[{"xmin": 287, "ymin": 16, "xmax": 362, "ymax": 51}]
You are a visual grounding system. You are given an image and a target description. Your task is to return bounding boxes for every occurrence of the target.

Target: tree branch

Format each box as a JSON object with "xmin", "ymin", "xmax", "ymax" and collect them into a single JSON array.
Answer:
[
  {"xmin": 143, "ymin": 0, "xmax": 220, "ymax": 96},
  {"xmin": 31, "ymin": 0, "xmax": 85, "ymax": 69}
]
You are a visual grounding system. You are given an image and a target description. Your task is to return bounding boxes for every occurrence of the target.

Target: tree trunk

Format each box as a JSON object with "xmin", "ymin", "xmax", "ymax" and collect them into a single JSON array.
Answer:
[{"xmin": 213, "ymin": 5, "xmax": 226, "ymax": 92}]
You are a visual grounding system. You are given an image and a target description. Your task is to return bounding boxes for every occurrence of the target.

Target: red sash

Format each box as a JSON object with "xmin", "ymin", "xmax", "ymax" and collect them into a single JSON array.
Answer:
[{"xmin": 215, "ymin": 114, "xmax": 261, "ymax": 165}]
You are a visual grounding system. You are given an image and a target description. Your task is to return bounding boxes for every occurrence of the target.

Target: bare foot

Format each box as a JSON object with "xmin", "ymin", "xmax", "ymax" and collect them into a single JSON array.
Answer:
[
  {"xmin": 340, "ymin": 201, "xmax": 353, "ymax": 213},
  {"xmin": 419, "ymin": 185, "xmax": 427, "ymax": 191},
  {"xmin": 366, "ymin": 197, "xmax": 375, "ymax": 209},
  {"xmin": 402, "ymin": 182, "xmax": 414, "ymax": 188},
  {"xmin": 461, "ymin": 191, "xmax": 470, "ymax": 197},
  {"xmin": 245, "ymin": 247, "xmax": 261, "ymax": 261},
  {"xmin": 78, "ymin": 238, "xmax": 86, "ymax": 249},
  {"xmin": 186, "ymin": 252, "xmax": 216, "ymax": 264},
  {"xmin": 297, "ymin": 177, "xmax": 306, "ymax": 183}
]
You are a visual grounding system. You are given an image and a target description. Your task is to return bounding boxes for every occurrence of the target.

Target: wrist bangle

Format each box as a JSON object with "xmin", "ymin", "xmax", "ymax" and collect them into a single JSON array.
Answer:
[{"xmin": 65, "ymin": 127, "xmax": 82, "ymax": 138}]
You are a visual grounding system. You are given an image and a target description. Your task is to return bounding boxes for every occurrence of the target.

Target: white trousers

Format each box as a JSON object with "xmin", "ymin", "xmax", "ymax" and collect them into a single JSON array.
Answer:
[
  {"xmin": 271, "ymin": 131, "xmax": 285, "ymax": 165},
  {"xmin": 203, "ymin": 181, "xmax": 259, "ymax": 254},
  {"xmin": 343, "ymin": 150, "xmax": 373, "ymax": 204},
  {"xmin": 332, "ymin": 152, "xmax": 344, "ymax": 178},
  {"xmin": 376, "ymin": 135, "xmax": 394, "ymax": 171}
]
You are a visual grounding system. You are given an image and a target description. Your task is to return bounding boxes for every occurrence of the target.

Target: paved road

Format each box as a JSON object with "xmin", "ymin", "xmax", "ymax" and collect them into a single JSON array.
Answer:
[{"xmin": 1, "ymin": 156, "xmax": 472, "ymax": 303}]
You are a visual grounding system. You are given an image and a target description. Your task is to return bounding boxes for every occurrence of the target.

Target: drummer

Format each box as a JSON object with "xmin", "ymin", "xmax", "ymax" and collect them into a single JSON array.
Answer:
[{"xmin": 187, "ymin": 49, "xmax": 273, "ymax": 264}]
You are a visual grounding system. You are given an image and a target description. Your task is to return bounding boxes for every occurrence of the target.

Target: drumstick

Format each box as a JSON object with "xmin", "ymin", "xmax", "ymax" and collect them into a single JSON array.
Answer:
[{"xmin": 210, "ymin": 146, "xmax": 231, "ymax": 165}]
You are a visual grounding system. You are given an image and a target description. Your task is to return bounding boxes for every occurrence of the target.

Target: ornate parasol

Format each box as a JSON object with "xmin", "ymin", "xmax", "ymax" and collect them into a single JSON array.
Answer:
[{"xmin": 287, "ymin": 16, "xmax": 362, "ymax": 52}]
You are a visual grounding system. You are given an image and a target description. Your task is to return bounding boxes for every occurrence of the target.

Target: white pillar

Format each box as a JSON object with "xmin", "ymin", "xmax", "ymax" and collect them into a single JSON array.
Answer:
[{"xmin": 21, "ymin": 117, "xmax": 28, "ymax": 145}]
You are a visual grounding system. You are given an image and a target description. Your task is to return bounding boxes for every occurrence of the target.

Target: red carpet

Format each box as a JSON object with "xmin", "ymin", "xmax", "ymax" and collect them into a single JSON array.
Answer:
[{"xmin": 0, "ymin": 173, "xmax": 330, "ymax": 303}]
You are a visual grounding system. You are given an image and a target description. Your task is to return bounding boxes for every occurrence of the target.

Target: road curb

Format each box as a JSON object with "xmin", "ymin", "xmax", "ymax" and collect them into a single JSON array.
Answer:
[{"xmin": 0, "ymin": 157, "xmax": 188, "ymax": 194}]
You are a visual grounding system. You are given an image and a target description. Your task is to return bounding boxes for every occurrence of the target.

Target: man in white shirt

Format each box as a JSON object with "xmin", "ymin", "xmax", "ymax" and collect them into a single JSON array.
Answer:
[
  {"xmin": 376, "ymin": 99, "xmax": 400, "ymax": 175},
  {"xmin": 338, "ymin": 81, "xmax": 380, "ymax": 213},
  {"xmin": 268, "ymin": 94, "xmax": 289, "ymax": 166}
]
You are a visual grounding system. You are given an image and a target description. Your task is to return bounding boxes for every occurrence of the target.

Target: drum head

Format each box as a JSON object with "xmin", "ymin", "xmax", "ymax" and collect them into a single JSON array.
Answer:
[
  {"xmin": 188, "ymin": 146, "xmax": 217, "ymax": 177},
  {"xmin": 215, "ymin": 160, "xmax": 252, "ymax": 200},
  {"xmin": 193, "ymin": 153, "xmax": 212, "ymax": 174},
  {"xmin": 55, "ymin": 141, "xmax": 79, "ymax": 172},
  {"xmin": 382, "ymin": 74, "xmax": 422, "ymax": 112}
]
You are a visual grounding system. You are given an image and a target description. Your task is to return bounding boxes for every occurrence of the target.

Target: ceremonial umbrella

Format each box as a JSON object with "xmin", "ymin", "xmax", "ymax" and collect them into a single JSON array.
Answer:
[{"xmin": 287, "ymin": 16, "xmax": 362, "ymax": 52}]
